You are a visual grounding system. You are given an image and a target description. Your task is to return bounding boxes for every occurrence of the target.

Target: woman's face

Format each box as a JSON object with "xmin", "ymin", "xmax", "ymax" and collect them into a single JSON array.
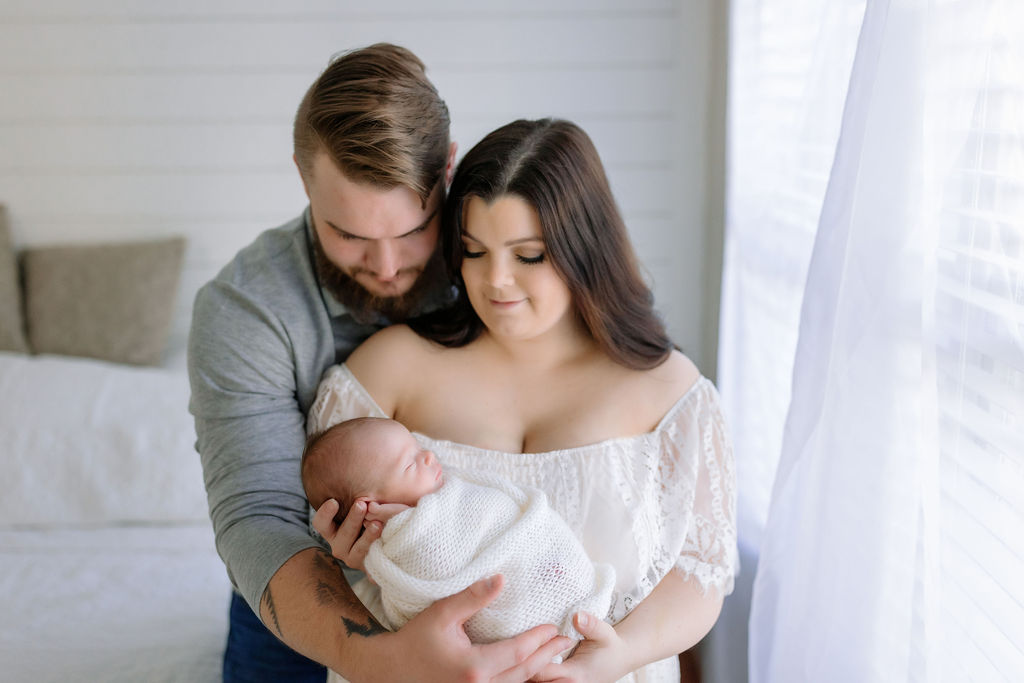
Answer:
[{"xmin": 460, "ymin": 195, "xmax": 574, "ymax": 342}]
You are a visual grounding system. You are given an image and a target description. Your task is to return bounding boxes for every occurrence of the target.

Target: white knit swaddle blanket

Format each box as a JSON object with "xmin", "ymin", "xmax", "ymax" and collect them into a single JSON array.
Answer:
[{"xmin": 363, "ymin": 468, "xmax": 615, "ymax": 642}]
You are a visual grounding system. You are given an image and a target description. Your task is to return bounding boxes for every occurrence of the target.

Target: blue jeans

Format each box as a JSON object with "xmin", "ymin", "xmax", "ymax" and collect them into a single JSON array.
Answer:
[{"xmin": 223, "ymin": 591, "xmax": 327, "ymax": 683}]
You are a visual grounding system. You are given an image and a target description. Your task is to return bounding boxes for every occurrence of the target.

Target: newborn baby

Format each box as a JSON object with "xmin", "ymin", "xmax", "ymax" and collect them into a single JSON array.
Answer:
[{"xmin": 301, "ymin": 416, "xmax": 615, "ymax": 642}]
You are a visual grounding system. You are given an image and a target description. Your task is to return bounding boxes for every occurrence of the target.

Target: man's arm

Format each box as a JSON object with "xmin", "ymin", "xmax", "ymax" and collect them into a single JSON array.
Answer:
[
  {"xmin": 188, "ymin": 273, "xmax": 326, "ymax": 615},
  {"xmin": 259, "ymin": 546, "xmax": 387, "ymax": 668},
  {"xmin": 189, "ymin": 273, "xmax": 408, "ymax": 674}
]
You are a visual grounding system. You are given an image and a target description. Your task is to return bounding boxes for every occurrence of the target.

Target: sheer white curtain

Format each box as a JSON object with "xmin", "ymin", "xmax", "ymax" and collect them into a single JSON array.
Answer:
[
  {"xmin": 719, "ymin": 0, "xmax": 1024, "ymax": 681},
  {"xmin": 706, "ymin": 4, "xmax": 864, "ymax": 679}
]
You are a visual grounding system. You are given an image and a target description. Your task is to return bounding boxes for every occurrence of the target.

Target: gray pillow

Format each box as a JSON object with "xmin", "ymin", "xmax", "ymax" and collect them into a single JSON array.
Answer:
[
  {"xmin": 23, "ymin": 237, "xmax": 186, "ymax": 366},
  {"xmin": 0, "ymin": 206, "xmax": 29, "ymax": 353}
]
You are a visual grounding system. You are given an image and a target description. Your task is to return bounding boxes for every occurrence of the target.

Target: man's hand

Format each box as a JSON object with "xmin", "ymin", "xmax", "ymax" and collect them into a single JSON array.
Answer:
[
  {"xmin": 312, "ymin": 498, "xmax": 381, "ymax": 571},
  {"xmin": 381, "ymin": 575, "xmax": 574, "ymax": 683}
]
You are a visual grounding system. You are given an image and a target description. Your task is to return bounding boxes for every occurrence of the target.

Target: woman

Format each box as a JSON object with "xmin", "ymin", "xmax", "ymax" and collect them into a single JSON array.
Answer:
[{"xmin": 309, "ymin": 118, "xmax": 737, "ymax": 682}]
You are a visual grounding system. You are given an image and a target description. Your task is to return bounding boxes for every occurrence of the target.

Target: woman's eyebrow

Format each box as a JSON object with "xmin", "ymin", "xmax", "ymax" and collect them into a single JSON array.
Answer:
[{"xmin": 462, "ymin": 231, "xmax": 544, "ymax": 247}]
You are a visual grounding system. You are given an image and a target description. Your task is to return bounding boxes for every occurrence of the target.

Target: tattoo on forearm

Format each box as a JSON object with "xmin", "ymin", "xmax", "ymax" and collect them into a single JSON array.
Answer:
[
  {"xmin": 315, "ymin": 578, "xmax": 345, "ymax": 606},
  {"xmin": 312, "ymin": 550, "xmax": 354, "ymax": 606},
  {"xmin": 312, "ymin": 549, "xmax": 387, "ymax": 638},
  {"xmin": 262, "ymin": 587, "xmax": 283, "ymax": 638},
  {"xmin": 342, "ymin": 615, "xmax": 388, "ymax": 638}
]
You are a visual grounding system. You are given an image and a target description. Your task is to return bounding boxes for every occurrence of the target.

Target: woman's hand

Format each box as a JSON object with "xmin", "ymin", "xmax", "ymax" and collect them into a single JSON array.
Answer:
[
  {"xmin": 530, "ymin": 612, "xmax": 632, "ymax": 683},
  {"xmin": 310, "ymin": 498, "xmax": 382, "ymax": 572}
]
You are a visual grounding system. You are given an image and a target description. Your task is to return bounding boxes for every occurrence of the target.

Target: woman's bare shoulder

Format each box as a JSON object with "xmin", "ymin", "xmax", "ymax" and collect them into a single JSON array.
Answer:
[
  {"xmin": 644, "ymin": 349, "xmax": 701, "ymax": 394},
  {"xmin": 615, "ymin": 350, "xmax": 702, "ymax": 426},
  {"xmin": 348, "ymin": 324, "xmax": 438, "ymax": 365},
  {"xmin": 345, "ymin": 325, "xmax": 442, "ymax": 410}
]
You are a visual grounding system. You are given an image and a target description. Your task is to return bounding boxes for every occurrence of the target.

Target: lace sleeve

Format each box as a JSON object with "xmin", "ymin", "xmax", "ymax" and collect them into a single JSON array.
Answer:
[
  {"xmin": 306, "ymin": 364, "xmax": 388, "ymax": 435},
  {"xmin": 666, "ymin": 380, "xmax": 738, "ymax": 596}
]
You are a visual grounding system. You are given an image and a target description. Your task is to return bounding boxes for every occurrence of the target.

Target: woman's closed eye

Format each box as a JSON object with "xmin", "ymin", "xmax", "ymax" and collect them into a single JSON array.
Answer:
[{"xmin": 463, "ymin": 249, "xmax": 546, "ymax": 265}]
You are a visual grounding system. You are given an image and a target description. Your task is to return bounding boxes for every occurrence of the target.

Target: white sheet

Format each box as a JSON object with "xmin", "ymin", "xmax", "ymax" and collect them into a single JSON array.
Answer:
[
  {"xmin": 0, "ymin": 523, "xmax": 229, "ymax": 683},
  {"xmin": 0, "ymin": 352, "xmax": 208, "ymax": 526}
]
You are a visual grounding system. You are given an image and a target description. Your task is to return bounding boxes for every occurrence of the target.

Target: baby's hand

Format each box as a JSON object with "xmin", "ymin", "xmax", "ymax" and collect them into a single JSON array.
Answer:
[{"xmin": 364, "ymin": 501, "xmax": 411, "ymax": 525}]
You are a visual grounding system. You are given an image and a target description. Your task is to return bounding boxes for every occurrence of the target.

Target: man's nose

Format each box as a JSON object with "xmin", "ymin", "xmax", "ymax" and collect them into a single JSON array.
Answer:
[{"xmin": 367, "ymin": 240, "xmax": 399, "ymax": 280}]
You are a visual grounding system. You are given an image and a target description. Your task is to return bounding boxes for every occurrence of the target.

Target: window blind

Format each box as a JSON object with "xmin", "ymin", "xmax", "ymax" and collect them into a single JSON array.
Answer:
[{"xmin": 930, "ymin": 3, "xmax": 1023, "ymax": 678}]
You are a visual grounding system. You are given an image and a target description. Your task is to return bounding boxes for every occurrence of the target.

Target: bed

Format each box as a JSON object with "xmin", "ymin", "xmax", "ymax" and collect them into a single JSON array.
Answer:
[{"xmin": 0, "ymin": 352, "xmax": 230, "ymax": 682}]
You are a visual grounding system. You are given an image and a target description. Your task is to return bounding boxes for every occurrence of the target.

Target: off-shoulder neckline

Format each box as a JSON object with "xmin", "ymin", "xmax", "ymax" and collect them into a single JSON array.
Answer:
[{"xmin": 329, "ymin": 363, "xmax": 710, "ymax": 457}]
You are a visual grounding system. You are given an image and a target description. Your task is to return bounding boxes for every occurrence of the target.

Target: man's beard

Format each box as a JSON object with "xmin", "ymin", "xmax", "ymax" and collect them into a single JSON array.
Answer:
[{"xmin": 312, "ymin": 235, "xmax": 447, "ymax": 325}]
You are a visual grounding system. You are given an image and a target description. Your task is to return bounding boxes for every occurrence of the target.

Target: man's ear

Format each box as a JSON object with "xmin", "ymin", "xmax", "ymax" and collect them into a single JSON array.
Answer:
[
  {"xmin": 445, "ymin": 141, "xmax": 458, "ymax": 186},
  {"xmin": 294, "ymin": 154, "xmax": 311, "ymax": 199}
]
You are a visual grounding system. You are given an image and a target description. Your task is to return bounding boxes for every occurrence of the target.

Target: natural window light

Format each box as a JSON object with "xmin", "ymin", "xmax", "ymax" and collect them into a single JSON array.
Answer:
[{"xmin": 719, "ymin": 1, "xmax": 1023, "ymax": 680}]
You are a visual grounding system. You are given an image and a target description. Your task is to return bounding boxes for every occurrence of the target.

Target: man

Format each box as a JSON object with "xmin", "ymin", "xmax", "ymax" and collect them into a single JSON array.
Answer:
[{"xmin": 188, "ymin": 44, "xmax": 568, "ymax": 682}]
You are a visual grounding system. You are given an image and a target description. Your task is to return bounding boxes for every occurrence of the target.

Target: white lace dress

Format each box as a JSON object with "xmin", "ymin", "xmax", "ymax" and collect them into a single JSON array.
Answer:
[{"xmin": 309, "ymin": 364, "xmax": 737, "ymax": 683}]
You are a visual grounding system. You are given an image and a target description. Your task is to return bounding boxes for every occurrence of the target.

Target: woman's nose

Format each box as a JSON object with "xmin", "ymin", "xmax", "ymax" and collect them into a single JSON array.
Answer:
[{"xmin": 487, "ymin": 257, "xmax": 512, "ymax": 287}]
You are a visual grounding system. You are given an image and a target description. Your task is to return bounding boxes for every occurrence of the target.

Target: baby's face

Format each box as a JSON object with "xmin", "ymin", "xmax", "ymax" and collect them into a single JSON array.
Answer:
[{"xmin": 367, "ymin": 421, "xmax": 444, "ymax": 506}]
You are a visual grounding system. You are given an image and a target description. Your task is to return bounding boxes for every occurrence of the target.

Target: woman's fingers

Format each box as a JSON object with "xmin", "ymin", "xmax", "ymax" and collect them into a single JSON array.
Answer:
[
  {"xmin": 572, "ymin": 611, "xmax": 613, "ymax": 641},
  {"xmin": 494, "ymin": 630, "xmax": 574, "ymax": 683},
  {"xmin": 529, "ymin": 612, "xmax": 618, "ymax": 682}
]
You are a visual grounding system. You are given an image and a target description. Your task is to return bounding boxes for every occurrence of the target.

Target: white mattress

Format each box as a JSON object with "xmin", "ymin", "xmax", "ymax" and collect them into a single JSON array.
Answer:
[{"xmin": 0, "ymin": 523, "xmax": 230, "ymax": 683}]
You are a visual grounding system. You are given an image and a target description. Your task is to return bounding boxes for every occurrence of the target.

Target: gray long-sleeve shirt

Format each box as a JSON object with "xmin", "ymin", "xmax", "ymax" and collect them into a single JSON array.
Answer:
[{"xmin": 188, "ymin": 209, "xmax": 389, "ymax": 615}]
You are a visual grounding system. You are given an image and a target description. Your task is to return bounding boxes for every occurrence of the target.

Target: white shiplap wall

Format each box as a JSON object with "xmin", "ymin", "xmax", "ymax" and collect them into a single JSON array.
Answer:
[{"xmin": 0, "ymin": 0, "xmax": 724, "ymax": 372}]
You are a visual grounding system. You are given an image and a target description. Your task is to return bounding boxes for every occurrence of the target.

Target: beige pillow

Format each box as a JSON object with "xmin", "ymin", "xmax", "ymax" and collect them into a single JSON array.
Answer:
[
  {"xmin": 23, "ymin": 237, "xmax": 186, "ymax": 365},
  {"xmin": 0, "ymin": 206, "xmax": 29, "ymax": 353}
]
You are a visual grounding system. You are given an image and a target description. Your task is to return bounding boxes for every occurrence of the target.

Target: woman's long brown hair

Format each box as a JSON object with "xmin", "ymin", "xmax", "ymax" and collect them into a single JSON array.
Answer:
[{"xmin": 411, "ymin": 118, "xmax": 673, "ymax": 370}]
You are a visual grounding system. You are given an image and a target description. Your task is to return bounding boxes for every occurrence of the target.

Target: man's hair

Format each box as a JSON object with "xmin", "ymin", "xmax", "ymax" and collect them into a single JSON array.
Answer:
[
  {"xmin": 411, "ymin": 118, "xmax": 673, "ymax": 370},
  {"xmin": 301, "ymin": 417, "xmax": 383, "ymax": 516},
  {"xmin": 293, "ymin": 43, "xmax": 451, "ymax": 206}
]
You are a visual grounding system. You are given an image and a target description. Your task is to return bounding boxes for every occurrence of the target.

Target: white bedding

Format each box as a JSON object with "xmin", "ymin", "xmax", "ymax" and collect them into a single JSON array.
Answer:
[
  {"xmin": 0, "ymin": 352, "xmax": 208, "ymax": 526},
  {"xmin": 0, "ymin": 524, "xmax": 229, "ymax": 683},
  {"xmin": 0, "ymin": 352, "xmax": 230, "ymax": 682}
]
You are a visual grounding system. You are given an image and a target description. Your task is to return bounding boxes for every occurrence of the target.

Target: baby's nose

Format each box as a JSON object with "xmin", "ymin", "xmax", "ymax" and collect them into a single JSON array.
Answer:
[{"xmin": 421, "ymin": 450, "xmax": 435, "ymax": 466}]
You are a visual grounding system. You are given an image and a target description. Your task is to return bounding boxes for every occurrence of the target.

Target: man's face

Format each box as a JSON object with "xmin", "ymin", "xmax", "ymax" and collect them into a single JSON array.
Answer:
[{"xmin": 302, "ymin": 153, "xmax": 443, "ymax": 306}]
